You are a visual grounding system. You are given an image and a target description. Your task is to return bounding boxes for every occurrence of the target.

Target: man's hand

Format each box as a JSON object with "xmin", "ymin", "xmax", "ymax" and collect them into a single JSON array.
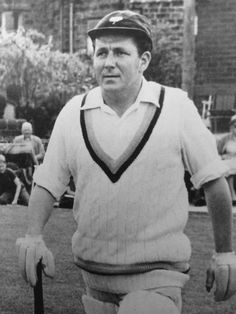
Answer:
[
  {"xmin": 206, "ymin": 252, "xmax": 236, "ymax": 301},
  {"xmin": 16, "ymin": 234, "xmax": 55, "ymax": 287}
]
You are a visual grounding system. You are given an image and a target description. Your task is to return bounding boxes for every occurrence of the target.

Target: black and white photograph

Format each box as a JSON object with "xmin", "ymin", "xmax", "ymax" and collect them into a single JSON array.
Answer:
[{"xmin": 1, "ymin": 0, "xmax": 236, "ymax": 313}]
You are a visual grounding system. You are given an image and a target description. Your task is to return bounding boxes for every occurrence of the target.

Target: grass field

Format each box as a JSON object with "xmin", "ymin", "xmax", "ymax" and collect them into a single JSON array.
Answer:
[{"xmin": 1, "ymin": 205, "xmax": 236, "ymax": 314}]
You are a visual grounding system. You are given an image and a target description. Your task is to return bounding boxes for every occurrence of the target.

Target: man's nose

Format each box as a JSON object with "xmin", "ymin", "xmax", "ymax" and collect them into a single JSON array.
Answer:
[{"xmin": 104, "ymin": 52, "xmax": 116, "ymax": 67}]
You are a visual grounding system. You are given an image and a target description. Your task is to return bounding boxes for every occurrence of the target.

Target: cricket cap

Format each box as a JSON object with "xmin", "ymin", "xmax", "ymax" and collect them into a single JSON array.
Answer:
[{"xmin": 88, "ymin": 10, "xmax": 153, "ymax": 49}]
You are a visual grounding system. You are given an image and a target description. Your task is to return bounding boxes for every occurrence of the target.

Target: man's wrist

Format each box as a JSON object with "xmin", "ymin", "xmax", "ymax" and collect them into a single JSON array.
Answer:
[
  {"xmin": 25, "ymin": 234, "xmax": 44, "ymax": 242},
  {"xmin": 212, "ymin": 251, "xmax": 236, "ymax": 265},
  {"xmin": 25, "ymin": 233, "xmax": 43, "ymax": 238},
  {"xmin": 26, "ymin": 229, "xmax": 44, "ymax": 238},
  {"xmin": 213, "ymin": 251, "xmax": 235, "ymax": 258}
]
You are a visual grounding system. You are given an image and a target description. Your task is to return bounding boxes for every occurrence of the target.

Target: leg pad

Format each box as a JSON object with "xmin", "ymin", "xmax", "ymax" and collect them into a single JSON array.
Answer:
[
  {"xmin": 118, "ymin": 290, "xmax": 180, "ymax": 314},
  {"xmin": 82, "ymin": 295, "xmax": 118, "ymax": 314}
]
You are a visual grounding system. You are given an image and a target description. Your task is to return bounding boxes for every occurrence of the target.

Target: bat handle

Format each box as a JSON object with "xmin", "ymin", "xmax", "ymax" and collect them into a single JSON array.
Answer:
[{"xmin": 34, "ymin": 259, "xmax": 44, "ymax": 314}]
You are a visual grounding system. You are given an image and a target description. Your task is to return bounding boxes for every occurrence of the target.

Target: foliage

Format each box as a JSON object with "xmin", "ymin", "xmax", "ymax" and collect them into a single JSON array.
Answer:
[
  {"xmin": 145, "ymin": 21, "xmax": 182, "ymax": 87},
  {"xmin": 0, "ymin": 28, "xmax": 96, "ymax": 107},
  {"xmin": 0, "ymin": 23, "xmax": 182, "ymax": 137}
]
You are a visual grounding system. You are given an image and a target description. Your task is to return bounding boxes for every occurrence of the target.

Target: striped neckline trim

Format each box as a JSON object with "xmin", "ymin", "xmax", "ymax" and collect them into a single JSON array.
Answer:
[{"xmin": 80, "ymin": 87, "xmax": 165, "ymax": 183}]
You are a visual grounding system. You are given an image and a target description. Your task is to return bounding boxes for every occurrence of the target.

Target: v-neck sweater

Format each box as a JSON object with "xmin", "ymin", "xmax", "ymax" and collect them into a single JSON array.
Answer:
[{"xmin": 34, "ymin": 79, "xmax": 227, "ymax": 274}]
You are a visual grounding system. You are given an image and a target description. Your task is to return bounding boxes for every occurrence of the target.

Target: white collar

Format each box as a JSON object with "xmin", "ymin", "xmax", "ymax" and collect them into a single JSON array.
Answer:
[{"xmin": 81, "ymin": 78, "xmax": 161, "ymax": 111}]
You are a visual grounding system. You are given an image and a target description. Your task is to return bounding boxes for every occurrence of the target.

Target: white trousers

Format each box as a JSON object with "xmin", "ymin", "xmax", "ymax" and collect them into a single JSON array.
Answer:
[
  {"xmin": 81, "ymin": 269, "xmax": 189, "ymax": 314},
  {"xmin": 83, "ymin": 289, "xmax": 180, "ymax": 314}
]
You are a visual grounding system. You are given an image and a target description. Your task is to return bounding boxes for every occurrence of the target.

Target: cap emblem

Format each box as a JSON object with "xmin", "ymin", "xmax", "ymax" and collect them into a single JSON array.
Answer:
[{"xmin": 109, "ymin": 16, "xmax": 123, "ymax": 24}]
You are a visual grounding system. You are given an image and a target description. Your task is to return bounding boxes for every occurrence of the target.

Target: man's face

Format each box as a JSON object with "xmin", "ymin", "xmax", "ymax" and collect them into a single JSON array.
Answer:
[
  {"xmin": 93, "ymin": 34, "xmax": 151, "ymax": 94},
  {"xmin": 22, "ymin": 129, "xmax": 32, "ymax": 139}
]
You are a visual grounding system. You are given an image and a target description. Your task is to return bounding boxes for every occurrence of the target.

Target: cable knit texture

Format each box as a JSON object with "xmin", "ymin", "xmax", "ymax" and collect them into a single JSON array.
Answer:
[{"xmin": 34, "ymin": 79, "xmax": 227, "ymax": 272}]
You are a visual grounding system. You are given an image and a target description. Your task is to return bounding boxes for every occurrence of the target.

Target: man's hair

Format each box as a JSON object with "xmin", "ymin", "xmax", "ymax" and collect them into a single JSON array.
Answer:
[
  {"xmin": 132, "ymin": 34, "xmax": 152, "ymax": 56},
  {"xmin": 21, "ymin": 121, "xmax": 33, "ymax": 133}
]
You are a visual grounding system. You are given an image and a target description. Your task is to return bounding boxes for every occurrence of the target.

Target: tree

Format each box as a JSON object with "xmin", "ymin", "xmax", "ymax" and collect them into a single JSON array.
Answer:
[
  {"xmin": 145, "ymin": 21, "xmax": 183, "ymax": 87},
  {"xmin": 0, "ymin": 28, "xmax": 95, "ymax": 107}
]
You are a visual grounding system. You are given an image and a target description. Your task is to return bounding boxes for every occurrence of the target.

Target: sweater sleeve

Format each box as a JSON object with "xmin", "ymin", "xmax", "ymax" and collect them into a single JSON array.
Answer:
[
  {"xmin": 179, "ymin": 94, "xmax": 228, "ymax": 189},
  {"xmin": 33, "ymin": 110, "xmax": 71, "ymax": 199}
]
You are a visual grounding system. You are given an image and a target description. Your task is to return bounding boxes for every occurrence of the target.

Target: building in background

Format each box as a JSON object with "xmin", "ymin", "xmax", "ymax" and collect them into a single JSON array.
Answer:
[
  {"xmin": 194, "ymin": 0, "xmax": 236, "ymax": 133},
  {"xmin": 0, "ymin": 0, "xmax": 235, "ymax": 133},
  {"xmin": 0, "ymin": 0, "xmax": 29, "ymax": 34},
  {"xmin": 0, "ymin": 0, "xmax": 184, "ymax": 64}
]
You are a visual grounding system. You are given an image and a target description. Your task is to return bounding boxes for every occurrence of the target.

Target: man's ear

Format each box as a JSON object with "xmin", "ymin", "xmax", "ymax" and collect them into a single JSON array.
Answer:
[{"xmin": 139, "ymin": 51, "xmax": 152, "ymax": 73}]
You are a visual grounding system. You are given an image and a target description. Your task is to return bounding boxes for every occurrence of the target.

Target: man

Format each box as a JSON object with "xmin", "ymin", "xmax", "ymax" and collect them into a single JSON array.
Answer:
[
  {"xmin": 13, "ymin": 121, "xmax": 45, "ymax": 165},
  {"xmin": 0, "ymin": 154, "xmax": 29, "ymax": 205},
  {"xmin": 16, "ymin": 10, "xmax": 236, "ymax": 314}
]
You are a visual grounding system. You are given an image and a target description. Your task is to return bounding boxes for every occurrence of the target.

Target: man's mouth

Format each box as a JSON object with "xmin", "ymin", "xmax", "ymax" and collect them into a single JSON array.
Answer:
[{"xmin": 103, "ymin": 75, "xmax": 119, "ymax": 78}]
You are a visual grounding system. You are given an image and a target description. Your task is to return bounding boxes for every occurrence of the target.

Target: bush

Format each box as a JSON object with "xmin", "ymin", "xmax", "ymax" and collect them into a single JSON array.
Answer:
[
  {"xmin": 0, "ymin": 28, "xmax": 96, "ymax": 107},
  {"xmin": 0, "ymin": 24, "xmax": 182, "ymax": 137},
  {"xmin": 145, "ymin": 21, "xmax": 182, "ymax": 87},
  {"xmin": 0, "ymin": 29, "xmax": 97, "ymax": 137}
]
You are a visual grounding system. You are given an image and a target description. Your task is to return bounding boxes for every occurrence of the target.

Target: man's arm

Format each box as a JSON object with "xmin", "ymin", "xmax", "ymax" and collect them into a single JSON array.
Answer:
[
  {"xmin": 203, "ymin": 176, "xmax": 233, "ymax": 252},
  {"xmin": 16, "ymin": 185, "xmax": 56, "ymax": 286},
  {"xmin": 12, "ymin": 177, "xmax": 22, "ymax": 205},
  {"xmin": 27, "ymin": 185, "xmax": 56, "ymax": 235},
  {"xmin": 203, "ymin": 176, "xmax": 236, "ymax": 301},
  {"xmin": 34, "ymin": 138, "xmax": 45, "ymax": 163}
]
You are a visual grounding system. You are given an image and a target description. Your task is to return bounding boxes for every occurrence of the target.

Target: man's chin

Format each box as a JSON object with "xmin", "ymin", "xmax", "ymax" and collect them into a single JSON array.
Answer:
[{"xmin": 102, "ymin": 83, "xmax": 121, "ymax": 92}]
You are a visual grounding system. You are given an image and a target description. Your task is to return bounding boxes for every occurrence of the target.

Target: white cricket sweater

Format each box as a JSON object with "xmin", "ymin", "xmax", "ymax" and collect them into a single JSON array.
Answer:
[{"xmin": 34, "ymin": 79, "xmax": 227, "ymax": 274}]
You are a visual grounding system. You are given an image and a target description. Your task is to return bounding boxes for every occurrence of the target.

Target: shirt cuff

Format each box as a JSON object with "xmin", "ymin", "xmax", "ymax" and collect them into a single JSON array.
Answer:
[
  {"xmin": 33, "ymin": 164, "xmax": 67, "ymax": 199},
  {"xmin": 191, "ymin": 159, "xmax": 228, "ymax": 189}
]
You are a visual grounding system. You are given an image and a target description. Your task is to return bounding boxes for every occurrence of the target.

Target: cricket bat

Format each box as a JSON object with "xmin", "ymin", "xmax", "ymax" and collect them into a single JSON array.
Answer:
[{"xmin": 34, "ymin": 259, "xmax": 44, "ymax": 314}]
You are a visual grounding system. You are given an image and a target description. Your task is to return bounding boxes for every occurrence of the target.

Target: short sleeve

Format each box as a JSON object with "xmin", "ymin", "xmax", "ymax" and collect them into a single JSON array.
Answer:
[
  {"xmin": 33, "ymin": 110, "xmax": 71, "ymax": 199},
  {"xmin": 180, "ymin": 95, "xmax": 228, "ymax": 189}
]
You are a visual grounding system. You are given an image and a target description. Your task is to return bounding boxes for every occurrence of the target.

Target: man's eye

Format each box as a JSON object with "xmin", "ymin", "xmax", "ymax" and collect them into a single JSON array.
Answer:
[
  {"xmin": 116, "ymin": 51, "xmax": 126, "ymax": 56},
  {"xmin": 96, "ymin": 51, "xmax": 107, "ymax": 57}
]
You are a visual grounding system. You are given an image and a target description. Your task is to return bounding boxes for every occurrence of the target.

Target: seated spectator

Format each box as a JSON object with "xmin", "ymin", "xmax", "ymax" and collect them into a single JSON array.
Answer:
[
  {"xmin": 217, "ymin": 115, "xmax": 236, "ymax": 203},
  {"xmin": 0, "ymin": 154, "xmax": 29, "ymax": 205},
  {"xmin": 13, "ymin": 122, "xmax": 45, "ymax": 165}
]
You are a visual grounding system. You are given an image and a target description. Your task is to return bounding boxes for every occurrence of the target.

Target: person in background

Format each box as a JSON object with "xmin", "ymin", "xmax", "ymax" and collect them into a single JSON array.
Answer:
[
  {"xmin": 13, "ymin": 122, "xmax": 45, "ymax": 165},
  {"xmin": 16, "ymin": 10, "xmax": 236, "ymax": 314},
  {"xmin": 217, "ymin": 114, "xmax": 236, "ymax": 204},
  {"xmin": 0, "ymin": 154, "xmax": 29, "ymax": 205}
]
